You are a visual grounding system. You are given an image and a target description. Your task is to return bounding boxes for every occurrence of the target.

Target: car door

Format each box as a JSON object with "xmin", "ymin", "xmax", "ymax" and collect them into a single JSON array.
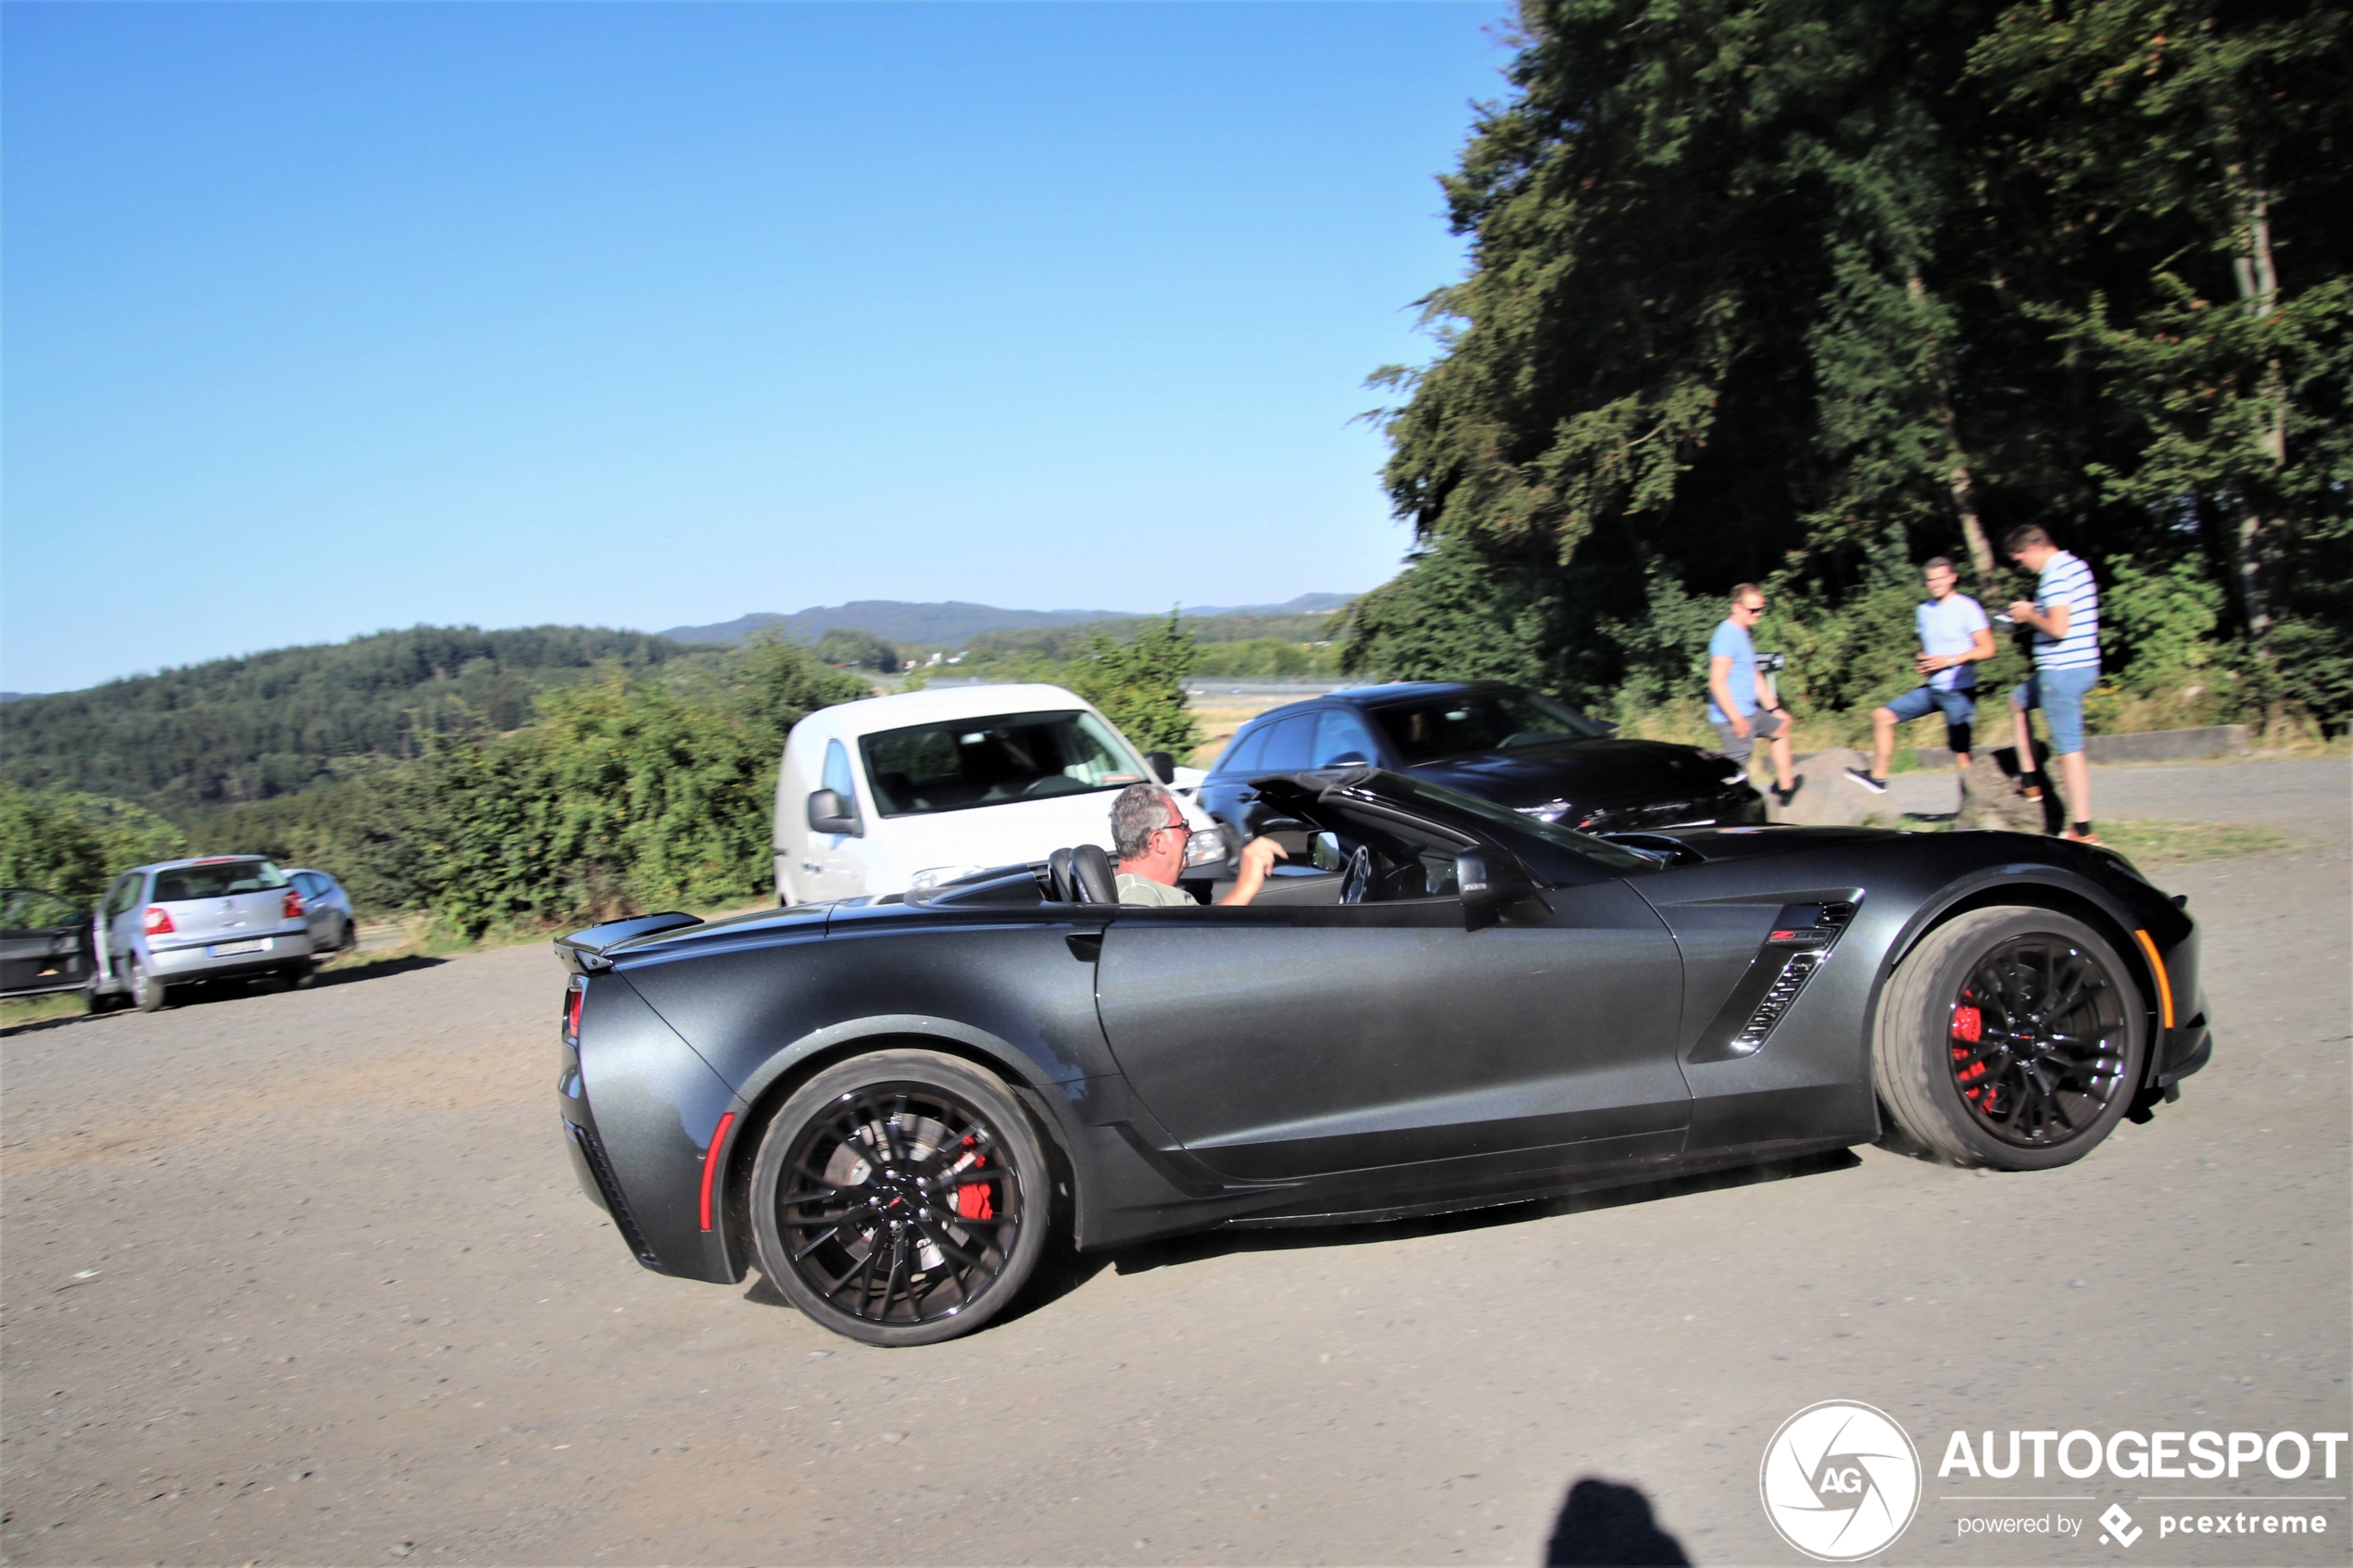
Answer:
[
  {"xmin": 296, "ymin": 874, "xmax": 335, "ymax": 948},
  {"xmin": 806, "ymin": 738, "xmax": 868, "ymax": 900},
  {"xmin": 1094, "ymin": 827, "xmax": 1689, "ymax": 1182},
  {"xmin": 0, "ymin": 890, "xmax": 83, "ymax": 995},
  {"xmin": 101, "ymin": 872, "xmax": 145, "ymax": 978}
]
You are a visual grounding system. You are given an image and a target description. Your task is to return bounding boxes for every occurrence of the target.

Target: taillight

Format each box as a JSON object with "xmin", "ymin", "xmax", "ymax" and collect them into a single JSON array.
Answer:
[
  {"xmin": 283, "ymin": 889, "xmax": 305, "ymax": 919},
  {"xmin": 564, "ymin": 982, "xmax": 584, "ymax": 1042},
  {"xmin": 143, "ymin": 906, "xmax": 175, "ymax": 936}
]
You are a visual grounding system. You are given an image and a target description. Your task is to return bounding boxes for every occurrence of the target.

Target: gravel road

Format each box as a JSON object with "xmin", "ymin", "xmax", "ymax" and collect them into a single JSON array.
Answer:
[{"xmin": 6, "ymin": 759, "xmax": 2346, "ymax": 1567}]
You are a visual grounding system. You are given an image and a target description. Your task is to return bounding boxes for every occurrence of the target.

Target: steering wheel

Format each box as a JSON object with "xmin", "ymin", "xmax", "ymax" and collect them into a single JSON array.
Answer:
[
  {"xmin": 1340, "ymin": 845, "xmax": 1375, "ymax": 905},
  {"xmin": 1021, "ymin": 774, "xmax": 1087, "ymax": 797}
]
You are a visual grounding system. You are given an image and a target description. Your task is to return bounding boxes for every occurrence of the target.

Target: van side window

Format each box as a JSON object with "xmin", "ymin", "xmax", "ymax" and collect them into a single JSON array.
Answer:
[
  {"xmin": 822, "ymin": 739, "xmax": 858, "ymax": 803},
  {"xmin": 1214, "ymin": 724, "xmax": 1269, "ymax": 778},
  {"xmin": 1312, "ymin": 709, "xmax": 1380, "ymax": 767}
]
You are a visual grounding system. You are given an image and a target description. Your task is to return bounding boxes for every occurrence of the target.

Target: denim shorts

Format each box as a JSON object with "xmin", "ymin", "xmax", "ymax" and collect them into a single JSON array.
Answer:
[
  {"xmin": 2013, "ymin": 665, "xmax": 2100, "ymax": 756},
  {"xmin": 1883, "ymin": 684, "xmax": 1978, "ymax": 727}
]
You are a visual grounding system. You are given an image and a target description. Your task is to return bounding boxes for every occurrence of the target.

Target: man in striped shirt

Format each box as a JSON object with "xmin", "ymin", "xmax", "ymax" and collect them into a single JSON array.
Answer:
[{"xmin": 2004, "ymin": 524, "xmax": 2102, "ymax": 842}]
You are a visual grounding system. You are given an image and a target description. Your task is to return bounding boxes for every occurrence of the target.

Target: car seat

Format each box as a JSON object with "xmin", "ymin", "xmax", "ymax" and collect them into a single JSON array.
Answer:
[
  {"xmin": 1069, "ymin": 844, "xmax": 1117, "ymax": 905},
  {"xmin": 1045, "ymin": 847, "xmax": 1077, "ymax": 903}
]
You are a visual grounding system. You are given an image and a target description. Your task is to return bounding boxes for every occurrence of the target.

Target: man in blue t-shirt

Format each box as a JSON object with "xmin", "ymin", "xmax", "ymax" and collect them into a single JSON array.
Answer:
[
  {"xmin": 1706, "ymin": 584, "xmax": 1800, "ymax": 808},
  {"xmin": 1846, "ymin": 556, "xmax": 1994, "ymax": 802}
]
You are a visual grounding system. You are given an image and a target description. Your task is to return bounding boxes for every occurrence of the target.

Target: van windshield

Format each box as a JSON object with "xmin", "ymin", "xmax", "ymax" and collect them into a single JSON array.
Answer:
[
  {"xmin": 153, "ymin": 860, "xmax": 289, "ymax": 902},
  {"xmin": 860, "ymin": 710, "xmax": 1146, "ymax": 817}
]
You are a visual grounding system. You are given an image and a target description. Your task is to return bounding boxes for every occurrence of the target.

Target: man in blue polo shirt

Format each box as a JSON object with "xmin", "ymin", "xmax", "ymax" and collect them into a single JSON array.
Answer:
[
  {"xmin": 1706, "ymin": 583, "xmax": 1800, "ymax": 808},
  {"xmin": 2004, "ymin": 523, "xmax": 2103, "ymax": 842},
  {"xmin": 1847, "ymin": 557, "xmax": 1994, "ymax": 803}
]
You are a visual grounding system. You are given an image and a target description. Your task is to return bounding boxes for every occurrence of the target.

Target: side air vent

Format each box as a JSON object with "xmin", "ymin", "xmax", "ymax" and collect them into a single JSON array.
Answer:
[
  {"xmin": 1688, "ymin": 897, "xmax": 1862, "ymax": 1062},
  {"xmin": 568, "ymin": 1120, "xmax": 662, "ymax": 1269}
]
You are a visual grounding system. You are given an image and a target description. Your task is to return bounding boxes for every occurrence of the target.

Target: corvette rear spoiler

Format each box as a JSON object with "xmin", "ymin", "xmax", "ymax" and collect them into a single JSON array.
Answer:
[{"xmin": 553, "ymin": 911, "xmax": 703, "ymax": 974}]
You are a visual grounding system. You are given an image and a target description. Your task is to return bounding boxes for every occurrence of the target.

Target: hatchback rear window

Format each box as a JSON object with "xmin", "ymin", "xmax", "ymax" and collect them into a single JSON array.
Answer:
[
  {"xmin": 153, "ymin": 861, "xmax": 288, "ymax": 901},
  {"xmin": 860, "ymin": 710, "xmax": 1145, "ymax": 817}
]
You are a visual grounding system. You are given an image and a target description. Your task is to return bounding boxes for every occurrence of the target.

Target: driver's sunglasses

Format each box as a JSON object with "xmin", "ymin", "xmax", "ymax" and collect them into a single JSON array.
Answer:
[{"xmin": 1154, "ymin": 820, "xmax": 1192, "ymax": 840}]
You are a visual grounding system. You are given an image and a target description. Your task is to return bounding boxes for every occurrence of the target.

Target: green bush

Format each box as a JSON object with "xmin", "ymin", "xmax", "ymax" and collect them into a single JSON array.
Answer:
[{"xmin": 0, "ymin": 786, "xmax": 189, "ymax": 902}]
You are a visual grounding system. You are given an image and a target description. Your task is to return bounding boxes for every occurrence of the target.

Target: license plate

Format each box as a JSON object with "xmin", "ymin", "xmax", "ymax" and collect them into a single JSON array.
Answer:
[{"xmin": 208, "ymin": 939, "xmax": 265, "ymax": 957}]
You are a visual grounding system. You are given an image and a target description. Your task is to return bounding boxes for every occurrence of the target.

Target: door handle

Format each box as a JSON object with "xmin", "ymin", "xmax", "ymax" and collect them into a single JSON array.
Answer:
[{"xmin": 1064, "ymin": 931, "xmax": 1104, "ymax": 962}]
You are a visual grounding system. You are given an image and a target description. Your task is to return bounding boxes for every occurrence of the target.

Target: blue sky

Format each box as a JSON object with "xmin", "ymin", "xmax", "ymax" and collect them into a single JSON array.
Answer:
[{"xmin": 2, "ymin": 2, "xmax": 1507, "ymax": 693}]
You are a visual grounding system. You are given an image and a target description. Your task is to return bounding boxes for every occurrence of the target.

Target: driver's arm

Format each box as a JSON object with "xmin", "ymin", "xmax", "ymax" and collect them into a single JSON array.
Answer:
[{"xmin": 1216, "ymin": 837, "xmax": 1289, "ymax": 906}]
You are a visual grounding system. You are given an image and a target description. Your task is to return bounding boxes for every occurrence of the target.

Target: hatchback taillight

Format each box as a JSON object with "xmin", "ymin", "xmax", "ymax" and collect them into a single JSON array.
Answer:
[
  {"xmin": 283, "ymin": 889, "xmax": 305, "ymax": 918},
  {"xmin": 143, "ymin": 905, "xmax": 175, "ymax": 936},
  {"xmin": 564, "ymin": 983, "xmax": 584, "ymax": 1042}
]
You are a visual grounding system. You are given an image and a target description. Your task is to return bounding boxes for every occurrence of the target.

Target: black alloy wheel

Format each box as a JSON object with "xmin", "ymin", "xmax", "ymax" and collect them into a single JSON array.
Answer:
[
  {"xmin": 749, "ymin": 1049, "xmax": 1050, "ymax": 1346},
  {"xmin": 1945, "ymin": 933, "xmax": 2130, "ymax": 1146},
  {"xmin": 1873, "ymin": 906, "xmax": 2147, "ymax": 1171}
]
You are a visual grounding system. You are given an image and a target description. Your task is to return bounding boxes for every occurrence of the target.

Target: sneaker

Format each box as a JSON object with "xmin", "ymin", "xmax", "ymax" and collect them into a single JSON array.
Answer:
[
  {"xmin": 2062, "ymin": 827, "xmax": 2104, "ymax": 844},
  {"xmin": 1843, "ymin": 767, "xmax": 1888, "ymax": 795},
  {"xmin": 1771, "ymin": 780, "xmax": 1804, "ymax": 808}
]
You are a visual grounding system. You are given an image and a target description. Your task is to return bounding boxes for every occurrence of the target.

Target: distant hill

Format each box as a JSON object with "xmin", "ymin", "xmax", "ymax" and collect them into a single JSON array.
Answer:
[
  {"xmin": 658, "ymin": 594, "xmax": 1356, "ymax": 648},
  {"xmin": 0, "ymin": 625, "xmax": 690, "ymax": 811},
  {"xmin": 0, "ymin": 692, "xmax": 33, "ymax": 704}
]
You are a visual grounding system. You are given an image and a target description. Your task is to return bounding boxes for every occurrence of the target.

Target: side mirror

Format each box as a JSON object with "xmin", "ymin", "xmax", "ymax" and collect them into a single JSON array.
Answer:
[
  {"xmin": 806, "ymin": 789, "xmax": 862, "ymax": 836},
  {"xmin": 1309, "ymin": 831, "xmax": 1343, "ymax": 872},
  {"xmin": 1144, "ymin": 751, "xmax": 1177, "ymax": 784},
  {"xmin": 1456, "ymin": 850, "xmax": 1538, "ymax": 928}
]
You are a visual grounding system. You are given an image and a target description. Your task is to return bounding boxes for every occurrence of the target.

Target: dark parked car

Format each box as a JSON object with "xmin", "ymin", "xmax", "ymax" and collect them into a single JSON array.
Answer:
[
  {"xmin": 551, "ymin": 767, "xmax": 2208, "ymax": 1347},
  {"xmin": 1197, "ymin": 682, "xmax": 1761, "ymax": 846},
  {"xmin": 0, "ymin": 888, "xmax": 95, "ymax": 999}
]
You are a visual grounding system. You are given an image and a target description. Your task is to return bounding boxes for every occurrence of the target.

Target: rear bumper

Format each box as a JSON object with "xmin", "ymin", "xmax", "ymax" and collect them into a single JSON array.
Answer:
[{"xmin": 145, "ymin": 929, "xmax": 312, "ymax": 980}]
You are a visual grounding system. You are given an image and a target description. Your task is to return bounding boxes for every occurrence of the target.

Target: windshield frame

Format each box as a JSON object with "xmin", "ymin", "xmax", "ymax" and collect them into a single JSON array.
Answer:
[{"xmin": 1310, "ymin": 769, "xmax": 1660, "ymax": 880}]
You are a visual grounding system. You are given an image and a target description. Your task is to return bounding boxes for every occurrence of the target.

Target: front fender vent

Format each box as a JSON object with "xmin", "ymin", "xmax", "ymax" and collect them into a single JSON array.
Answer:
[
  {"xmin": 1690, "ymin": 899, "xmax": 1859, "ymax": 1062},
  {"xmin": 568, "ymin": 1120, "xmax": 662, "ymax": 1269}
]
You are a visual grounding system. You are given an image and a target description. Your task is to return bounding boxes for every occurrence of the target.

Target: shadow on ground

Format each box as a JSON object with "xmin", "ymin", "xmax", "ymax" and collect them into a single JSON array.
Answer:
[
  {"xmin": 1, "ymin": 957, "xmax": 449, "ymax": 1036},
  {"xmin": 1544, "ymin": 1476, "xmax": 1691, "ymax": 1565}
]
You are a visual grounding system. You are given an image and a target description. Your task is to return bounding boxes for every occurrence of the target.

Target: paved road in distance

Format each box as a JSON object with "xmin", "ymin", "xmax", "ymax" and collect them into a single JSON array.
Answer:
[{"xmin": 5, "ymin": 759, "xmax": 2346, "ymax": 1565}]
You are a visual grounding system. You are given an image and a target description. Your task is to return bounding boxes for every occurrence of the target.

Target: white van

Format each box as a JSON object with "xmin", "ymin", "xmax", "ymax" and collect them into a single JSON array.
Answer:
[{"xmin": 774, "ymin": 684, "xmax": 1226, "ymax": 904}]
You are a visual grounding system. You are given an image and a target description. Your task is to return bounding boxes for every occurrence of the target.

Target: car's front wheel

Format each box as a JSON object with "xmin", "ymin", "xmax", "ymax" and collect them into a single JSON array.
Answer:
[
  {"xmin": 749, "ymin": 1049, "xmax": 1051, "ymax": 1346},
  {"xmin": 1874, "ymin": 906, "xmax": 2147, "ymax": 1170}
]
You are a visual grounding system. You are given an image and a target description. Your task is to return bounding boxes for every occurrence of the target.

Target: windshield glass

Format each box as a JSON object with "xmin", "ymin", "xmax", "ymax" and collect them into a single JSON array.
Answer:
[
  {"xmin": 1364, "ymin": 772, "xmax": 1659, "ymax": 875},
  {"xmin": 861, "ymin": 710, "xmax": 1146, "ymax": 817},
  {"xmin": 153, "ymin": 860, "xmax": 289, "ymax": 901},
  {"xmin": 1372, "ymin": 689, "xmax": 1611, "ymax": 762}
]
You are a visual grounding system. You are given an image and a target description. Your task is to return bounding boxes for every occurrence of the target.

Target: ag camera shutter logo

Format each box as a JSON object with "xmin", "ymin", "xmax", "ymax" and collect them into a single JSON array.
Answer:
[{"xmin": 1760, "ymin": 1400, "xmax": 1923, "ymax": 1561}]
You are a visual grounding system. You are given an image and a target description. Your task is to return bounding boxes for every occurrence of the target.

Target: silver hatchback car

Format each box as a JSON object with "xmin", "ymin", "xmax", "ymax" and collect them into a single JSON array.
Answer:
[{"xmin": 89, "ymin": 857, "xmax": 315, "ymax": 1013}]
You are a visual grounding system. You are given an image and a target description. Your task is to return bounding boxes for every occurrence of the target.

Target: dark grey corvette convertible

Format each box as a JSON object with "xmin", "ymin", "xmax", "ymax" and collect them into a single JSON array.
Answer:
[{"xmin": 554, "ymin": 768, "xmax": 2208, "ymax": 1346}]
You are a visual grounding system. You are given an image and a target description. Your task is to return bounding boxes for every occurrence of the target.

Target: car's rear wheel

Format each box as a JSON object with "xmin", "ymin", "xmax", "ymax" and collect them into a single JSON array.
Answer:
[
  {"xmin": 1874, "ymin": 906, "xmax": 2146, "ymax": 1170},
  {"xmin": 129, "ymin": 960, "xmax": 170, "ymax": 1013},
  {"xmin": 749, "ymin": 1049, "xmax": 1050, "ymax": 1346}
]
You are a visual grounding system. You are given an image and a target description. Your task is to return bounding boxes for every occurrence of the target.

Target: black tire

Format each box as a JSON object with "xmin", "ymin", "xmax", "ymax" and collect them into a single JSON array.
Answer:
[
  {"xmin": 83, "ymin": 983, "xmax": 128, "ymax": 1015},
  {"xmin": 338, "ymin": 918, "xmax": 359, "ymax": 953},
  {"xmin": 749, "ymin": 1049, "xmax": 1051, "ymax": 1347},
  {"xmin": 1874, "ymin": 906, "xmax": 2147, "ymax": 1171},
  {"xmin": 129, "ymin": 960, "xmax": 170, "ymax": 1013}
]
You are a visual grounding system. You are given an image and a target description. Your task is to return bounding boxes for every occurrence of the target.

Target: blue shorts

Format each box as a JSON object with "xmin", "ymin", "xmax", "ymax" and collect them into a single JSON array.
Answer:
[
  {"xmin": 2013, "ymin": 665, "xmax": 2100, "ymax": 756},
  {"xmin": 1883, "ymin": 684, "xmax": 1978, "ymax": 727}
]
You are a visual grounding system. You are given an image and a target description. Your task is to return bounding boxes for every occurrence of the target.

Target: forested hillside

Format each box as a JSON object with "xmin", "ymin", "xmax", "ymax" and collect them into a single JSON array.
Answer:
[
  {"xmin": 0, "ymin": 626, "xmax": 691, "ymax": 810},
  {"xmin": 1350, "ymin": 0, "xmax": 2350, "ymax": 733}
]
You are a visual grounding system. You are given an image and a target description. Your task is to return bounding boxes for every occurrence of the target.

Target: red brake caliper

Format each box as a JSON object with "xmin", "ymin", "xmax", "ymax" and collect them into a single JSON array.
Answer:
[
  {"xmin": 954, "ymin": 1135, "xmax": 993, "ymax": 1221},
  {"xmin": 1951, "ymin": 1003, "xmax": 1988, "ymax": 1106}
]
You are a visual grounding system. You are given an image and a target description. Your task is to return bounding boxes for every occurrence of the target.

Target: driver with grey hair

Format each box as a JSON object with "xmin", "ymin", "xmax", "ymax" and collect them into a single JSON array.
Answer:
[{"xmin": 1109, "ymin": 783, "xmax": 1286, "ymax": 907}]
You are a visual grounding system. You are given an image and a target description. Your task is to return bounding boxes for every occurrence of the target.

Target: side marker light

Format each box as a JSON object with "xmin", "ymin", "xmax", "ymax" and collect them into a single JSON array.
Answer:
[
  {"xmin": 698, "ymin": 1111, "xmax": 736, "ymax": 1232},
  {"xmin": 2131, "ymin": 929, "xmax": 2175, "ymax": 1030}
]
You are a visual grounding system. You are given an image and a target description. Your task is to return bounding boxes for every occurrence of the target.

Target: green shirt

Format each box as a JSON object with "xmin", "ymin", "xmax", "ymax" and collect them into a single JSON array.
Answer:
[{"xmin": 1115, "ymin": 872, "xmax": 1195, "ymax": 907}]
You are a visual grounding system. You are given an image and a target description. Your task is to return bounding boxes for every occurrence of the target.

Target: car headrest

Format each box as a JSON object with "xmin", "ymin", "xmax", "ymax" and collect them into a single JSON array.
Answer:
[
  {"xmin": 1070, "ymin": 843, "xmax": 1118, "ymax": 905},
  {"xmin": 1046, "ymin": 847, "xmax": 1077, "ymax": 904}
]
